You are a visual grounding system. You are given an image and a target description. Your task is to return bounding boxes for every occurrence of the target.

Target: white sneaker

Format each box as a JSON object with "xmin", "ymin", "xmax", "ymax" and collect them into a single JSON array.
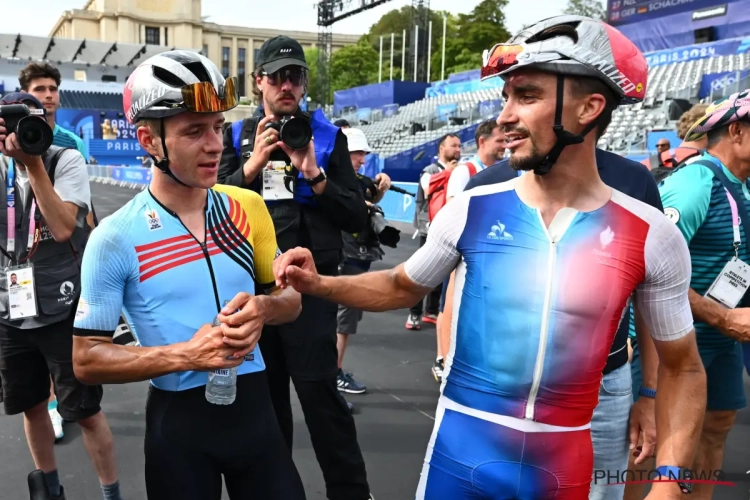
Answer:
[{"xmin": 49, "ymin": 407, "xmax": 64, "ymax": 441}]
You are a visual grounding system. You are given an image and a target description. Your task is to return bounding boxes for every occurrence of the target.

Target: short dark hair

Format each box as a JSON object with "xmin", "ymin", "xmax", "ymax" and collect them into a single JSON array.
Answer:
[
  {"xmin": 475, "ymin": 119, "xmax": 499, "ymax": 143},
  {"xmin": 569, "ymin": 76, "xmax": 618, "ymax": 140},
  {"xmin": 438, "ymin": 133, "xmax": 459, "ymax": 147},
  {"xmin": 136, "ymin": 119, "xmax": 163, "ymax": 138},
  {"xmin": 18, "ymin": 62, "xmax": 61, "ymax": 91},
  {"xmin": 706, "ymin": 125, "xmax": 728, "ymax": 149}
]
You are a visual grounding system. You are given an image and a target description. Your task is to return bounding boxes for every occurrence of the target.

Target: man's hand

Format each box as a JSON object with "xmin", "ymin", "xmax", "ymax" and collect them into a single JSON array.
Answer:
[
  {"xmin": 628, "ymin": 396, "xmax": 657, "ymax": 464},
  {"xmin": 243, "ymin": 115, "xmax": 281, "ymax": 180},
  {"xmin": 0, "ymin": 119, "xmax": 42, "ymax": 167},
  {"xmin": 273, "ymin": 247, "xmax": 324, "ymax": 295},
  {"xmin": 375, "ymin": 173, "xmax": 392, "ymax": 193},
  {"xmin": 721, "ymin": 307, "xmax": 750, "ymax": 342},
  {"xmin": 446, "ymin": 159, "xmax": 459, "ymax": 171},
  {"xmin": 182, "ymin": 324, "xmax": 245, "ymax": 371},
  {"xmin": 215, "ymin": 292, "xmax": 269, "ymax": 358}
]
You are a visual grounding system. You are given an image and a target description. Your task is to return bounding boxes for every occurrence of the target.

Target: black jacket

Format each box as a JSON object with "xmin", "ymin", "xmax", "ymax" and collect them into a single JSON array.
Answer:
[{"xmin": 218, "ymin": 108, "xmax": 368, "ymax": 270}]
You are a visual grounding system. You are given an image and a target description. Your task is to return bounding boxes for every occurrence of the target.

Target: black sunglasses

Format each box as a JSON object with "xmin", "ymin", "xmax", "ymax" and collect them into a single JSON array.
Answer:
[{"xmin": 262, "ymin": 68, "xmax": 307, "ymax": 87}]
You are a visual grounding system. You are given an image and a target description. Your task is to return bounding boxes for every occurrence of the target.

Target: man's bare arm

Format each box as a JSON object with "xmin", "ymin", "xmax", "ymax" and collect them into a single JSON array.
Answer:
[
  {"xmin": 650, "ymin": 332, "xmax": 706, "ymax": 485},
  {"xmin": 689, "ymin": 288, "xmax": 727, "ymax": 331},
  {"xmin": 258, "ymin": 287, "xmax": 301, "ymax": 325},
  {"xmin": 634, "ymin": 306, "xmax": 659, "ymax": 390},
  {"xmin": 73, "ymin": 336, "xmax": 195, "ymax": 385},
  {"xmin": 317, "ymin": 264, "xmax": 432, "ymax": 312}
]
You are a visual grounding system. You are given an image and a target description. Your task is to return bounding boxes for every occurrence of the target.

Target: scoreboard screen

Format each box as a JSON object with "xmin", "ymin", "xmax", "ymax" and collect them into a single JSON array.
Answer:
[{"xmin": 607, "ymin": 0, "xmax": 732, "ymax": 26}]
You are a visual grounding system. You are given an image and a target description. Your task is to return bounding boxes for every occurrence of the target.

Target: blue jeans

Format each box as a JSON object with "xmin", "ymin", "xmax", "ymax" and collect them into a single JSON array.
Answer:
[{"xmin": 589, "ymin": 363, "xmax": 633, "ymax": 500}]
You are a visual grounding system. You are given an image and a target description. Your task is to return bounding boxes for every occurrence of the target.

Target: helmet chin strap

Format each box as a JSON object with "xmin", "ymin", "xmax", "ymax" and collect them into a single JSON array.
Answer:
[
  {"xmin": 533, "ymin": 75, "xmax": 600, "ymax": 176},
  {"xmin": 151, "ymin": 117, "xmax": 191, "ymax": 187}
]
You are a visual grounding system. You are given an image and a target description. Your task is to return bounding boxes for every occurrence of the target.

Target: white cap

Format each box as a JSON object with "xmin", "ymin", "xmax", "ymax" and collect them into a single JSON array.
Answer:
[{"xmin": 342, "ymin": 127, "xmax": 371, "ymax": 153}]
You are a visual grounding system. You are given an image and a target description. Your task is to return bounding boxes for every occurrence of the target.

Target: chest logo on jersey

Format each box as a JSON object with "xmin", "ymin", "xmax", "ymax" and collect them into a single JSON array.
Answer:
[
  {"xmin": 593, "ymin": 226, "xmax": 615, "ymax": 259},
  {"xmin": 487, "ymin": 221, "xmax": 513, "ymax": 241},
  {"xmin": 145, "ymin": 209, "xmax": 162, "ymax": 231}
]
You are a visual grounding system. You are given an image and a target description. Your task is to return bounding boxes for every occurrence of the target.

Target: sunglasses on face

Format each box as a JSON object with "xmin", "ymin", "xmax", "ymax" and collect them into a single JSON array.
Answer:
[{"xmin": 262, "ymin": 68, "xmax": 308, "ymax": 87}]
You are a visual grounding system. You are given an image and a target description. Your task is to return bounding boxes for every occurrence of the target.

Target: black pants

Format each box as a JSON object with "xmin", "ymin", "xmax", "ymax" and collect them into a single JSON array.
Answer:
[
  {"xmin": 259, "ymin": 293, "xmax": 371, "ymax": 500},
  {"xmin": 409, "ymin": 235, "xmax": 443, "ymax": 316},
  {"xmin": 144, "ymin": 372, "xmax": 305, "ymax": 500}
]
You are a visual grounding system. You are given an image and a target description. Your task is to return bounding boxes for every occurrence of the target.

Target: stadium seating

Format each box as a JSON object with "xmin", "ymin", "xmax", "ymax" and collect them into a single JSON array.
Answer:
[{"xmin": 60, "ymin": 90, "xmax": 122, "ymax": 111}]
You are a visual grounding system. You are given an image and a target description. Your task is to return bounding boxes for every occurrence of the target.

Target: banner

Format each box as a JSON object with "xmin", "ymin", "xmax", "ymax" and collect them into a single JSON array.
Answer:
[
  {"xmin": 644, "ymin": 37, "xmax": 750, "ymax": 66},
  {"xmin": 382, "ymin": 104, "xmax": 399, "ymax": 117},
  {"xmin": 699, "ymin": 69, "xmax": 750, "ymax": 97},
  {"xmin": 376, "ymin": 182, "xmax": 417, "ymax": 223},
  {"xmin": 110, "ymin": 167, "xmax": 152, "ymax": 185},
  {"xmin": 56, "ymin": 109, "xmax": 137, "ymax": 140},
  {"xmin": 425, "ymin": 77, "xmax": 503, "ymax": 98},
  {"xmin": 478, "ymin": 99, "xmax": 502, "ymax": 116},
  {"xmin": 356, "ymin": 108, "xmax": 372, "ymax": 122},
  {"xmin": 437, "ymin": 103, "xmax": 457, "ymax": 121},
  {"xmin": 608, "ymin": 0, "xmax": 742, "ymax": 26}
]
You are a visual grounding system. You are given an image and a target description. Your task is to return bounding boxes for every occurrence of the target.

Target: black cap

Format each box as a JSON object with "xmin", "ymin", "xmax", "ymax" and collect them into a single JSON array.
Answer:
[
  {"xmin": 333, "ymin": 119, "xmax": 350, "ymax": 127},
  {"xmin": 256, "ymin": 36, "xmax": 309, "ymax": 74}
]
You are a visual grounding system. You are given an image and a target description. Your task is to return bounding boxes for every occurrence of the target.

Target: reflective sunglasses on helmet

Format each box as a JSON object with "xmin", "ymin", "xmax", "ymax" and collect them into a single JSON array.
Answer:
[
  {"xmin": 179, "ymin": 76, "xmax": 239, "ymax": 113},
  {"xmin": 262, "ymin": 68, "xmax": 308, "ymax": 87}
]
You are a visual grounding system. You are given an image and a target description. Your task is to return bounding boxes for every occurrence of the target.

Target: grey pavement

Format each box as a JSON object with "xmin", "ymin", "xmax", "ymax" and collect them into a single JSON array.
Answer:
[{"xmin": 0, "ymin": 182, "xmax": 748, "ymax": 500}]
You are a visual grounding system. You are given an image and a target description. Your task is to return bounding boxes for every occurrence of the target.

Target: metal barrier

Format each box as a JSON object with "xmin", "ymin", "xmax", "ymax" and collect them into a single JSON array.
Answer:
[{"xmin": 87, "ymin": 165, "xmax": 150, "ymax": 191}]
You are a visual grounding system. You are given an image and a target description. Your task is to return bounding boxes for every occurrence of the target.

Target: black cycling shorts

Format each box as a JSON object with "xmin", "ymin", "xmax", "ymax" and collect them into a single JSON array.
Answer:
[{"xmin": 144, "ymin": 371, "xmax": 306, "ymax": 500}]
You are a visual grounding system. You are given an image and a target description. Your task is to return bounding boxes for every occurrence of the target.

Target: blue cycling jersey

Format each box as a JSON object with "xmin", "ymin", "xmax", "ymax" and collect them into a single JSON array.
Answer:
[{"xmin": 74, "ymin": 185, "xmax": 280, "ymax": 391}]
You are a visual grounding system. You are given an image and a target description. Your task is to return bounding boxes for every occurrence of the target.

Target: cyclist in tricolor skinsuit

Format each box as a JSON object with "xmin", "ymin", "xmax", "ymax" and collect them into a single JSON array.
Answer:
[{"xmin": 273, "ymin": 15, "xmax": 707, "ymax": 499}]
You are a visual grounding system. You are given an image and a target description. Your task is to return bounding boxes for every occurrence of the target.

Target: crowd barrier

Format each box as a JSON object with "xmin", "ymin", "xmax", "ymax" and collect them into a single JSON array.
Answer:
[{"xmin": 87, "ymin": 165, "xmax": 418, "ymax": 225}]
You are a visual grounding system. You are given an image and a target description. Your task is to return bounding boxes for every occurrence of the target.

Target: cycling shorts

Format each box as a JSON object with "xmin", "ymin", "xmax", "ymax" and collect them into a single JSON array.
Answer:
[
  {"xmin": 416, "ymin": 397, "xmax": 592, "ymax": 500},
  {"xmin": 144, "ymin": 371, "xmax": 305, "ymax": 500}
]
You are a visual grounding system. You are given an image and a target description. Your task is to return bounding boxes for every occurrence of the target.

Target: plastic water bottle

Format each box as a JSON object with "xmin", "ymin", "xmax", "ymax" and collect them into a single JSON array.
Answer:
[{"xmin": 205, "ymin": 301, "xmax": 238, "ymax": 405}]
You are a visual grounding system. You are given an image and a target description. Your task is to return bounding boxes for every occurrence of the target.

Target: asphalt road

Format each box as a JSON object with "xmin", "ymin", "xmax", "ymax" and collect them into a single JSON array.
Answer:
[{"xmin": 0, "ymin": 181, "xmax": 748, "ymax": 500}]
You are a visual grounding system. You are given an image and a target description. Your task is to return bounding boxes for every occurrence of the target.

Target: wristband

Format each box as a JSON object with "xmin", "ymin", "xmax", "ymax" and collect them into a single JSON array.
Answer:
[{"xmin": 638, "ymin": 386, "xmax": 656, "ymax": 398}]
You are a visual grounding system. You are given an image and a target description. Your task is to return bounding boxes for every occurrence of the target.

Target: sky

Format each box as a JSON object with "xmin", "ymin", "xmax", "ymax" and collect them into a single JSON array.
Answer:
[{"xmin": 0, "ymin": 0, "xmax": 568, "ymax": 40}]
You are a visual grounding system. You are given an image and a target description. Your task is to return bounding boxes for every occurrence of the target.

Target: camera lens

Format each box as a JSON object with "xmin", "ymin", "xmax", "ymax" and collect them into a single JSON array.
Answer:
[
  {"xmin": 280, "ymin": 119, "xmax": 312, "ymax": 150},
  {"xmin": 16, "ymin": 116, "xmax": 53, "ymax": 156}
]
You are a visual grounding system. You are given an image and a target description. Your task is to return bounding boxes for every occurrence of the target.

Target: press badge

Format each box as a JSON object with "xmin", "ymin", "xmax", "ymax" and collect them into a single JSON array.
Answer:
[
  {"xmin": 262, "ymin": 161, "xmax": 293, "ymax": 201},
  {"xmin": 6, "ymin": 264, "xmax": 38, "ymax": 320},
  {"xmin": 705, "ymin": 258, "xmax": 750, "ymax": 309}
]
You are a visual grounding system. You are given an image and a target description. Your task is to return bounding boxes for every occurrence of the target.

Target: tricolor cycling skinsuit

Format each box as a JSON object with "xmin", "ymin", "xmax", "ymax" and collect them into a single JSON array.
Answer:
[
  {"xmin": 404, "ymin": 177, "xmax": 693, "ymax": 499},
  {"xmin": 73, "ymin": 185, "xmax": 305, "ymax": 500}
]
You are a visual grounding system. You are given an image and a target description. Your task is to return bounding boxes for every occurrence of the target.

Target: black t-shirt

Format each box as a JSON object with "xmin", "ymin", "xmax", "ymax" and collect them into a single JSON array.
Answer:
[{"xmin": 465, "ymin": 148, "xmax": 664, "ymax": 375}]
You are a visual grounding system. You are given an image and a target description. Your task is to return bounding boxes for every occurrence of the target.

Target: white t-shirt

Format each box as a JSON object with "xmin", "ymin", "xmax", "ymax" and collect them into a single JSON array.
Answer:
[{"xmin": 446, "ymin": 156, "xmax": 487, "ymax": 199}]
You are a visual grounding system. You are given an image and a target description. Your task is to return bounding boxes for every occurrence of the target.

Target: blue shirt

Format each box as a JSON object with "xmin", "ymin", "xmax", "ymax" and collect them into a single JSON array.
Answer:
[{"xmin": 465, "ymin": 148, "xmax": 664, "ymax": 369}]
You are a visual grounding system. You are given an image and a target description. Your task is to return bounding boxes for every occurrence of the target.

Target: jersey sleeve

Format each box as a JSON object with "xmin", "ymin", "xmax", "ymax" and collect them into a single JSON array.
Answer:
[
  {"xmin": 245, "ymin": 191, "xmax": 279, "ymax": 288},
  {"xmin": 404, "ymin": 192, "xmax": 468, "ymax": 288},
  {"xmin": 74, "ymin": 221, "xmax": 133, "ymax": 336},
  {"xmin": 634, "ymin": 215, "xmax": 694, "ymax": 342},
  {"xmin": 659, "ymin": 163, "xmax": 713, "ymax": 243}
]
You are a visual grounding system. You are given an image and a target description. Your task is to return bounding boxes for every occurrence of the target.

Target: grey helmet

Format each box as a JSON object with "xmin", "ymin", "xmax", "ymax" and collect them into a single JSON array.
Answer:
[{"xmin": 123, "ymin": 50, "xmax": 233, "ymax": 124}]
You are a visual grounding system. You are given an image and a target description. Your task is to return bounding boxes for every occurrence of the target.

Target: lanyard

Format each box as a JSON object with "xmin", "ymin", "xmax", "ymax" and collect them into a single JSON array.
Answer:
[
  {"xmin": 725, "ymin": 187, "xmax": 741, "ymax": 258},
  {"xmin": 5, "ymin": 160, "xmax": 38, "ymax": 259}
]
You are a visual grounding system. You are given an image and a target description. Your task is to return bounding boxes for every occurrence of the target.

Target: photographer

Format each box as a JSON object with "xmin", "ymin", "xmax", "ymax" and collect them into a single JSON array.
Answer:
[
  {"xmin": 336, "ymin": 128, "xmax": 395, "ymax": 395},
  {"xmin": 217, "ymin": 36, "xmax": 372, "ymax": 500},
  {"xmin": 0, "ymin": 93, "xmax": 122, "ymax": 500}
]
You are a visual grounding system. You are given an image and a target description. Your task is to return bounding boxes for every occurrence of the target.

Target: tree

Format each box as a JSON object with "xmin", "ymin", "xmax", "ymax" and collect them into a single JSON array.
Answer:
[
  {"xmin": 563, "ymin": 0, "xmax": 606, "ymax": 21},
  {"xmin": 330, "ymin": 39, "xmax": 380, "ymax": 93}
]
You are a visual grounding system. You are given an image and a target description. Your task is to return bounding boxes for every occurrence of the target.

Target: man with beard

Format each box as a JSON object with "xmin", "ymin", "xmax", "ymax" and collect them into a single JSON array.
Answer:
[
  {"xmin": 217, "ymin": 36, "xmax": 372, "ymax": 500},
  {"xmin": 271, "ymin": 15, "xmax": 707, "ymax": 499}
]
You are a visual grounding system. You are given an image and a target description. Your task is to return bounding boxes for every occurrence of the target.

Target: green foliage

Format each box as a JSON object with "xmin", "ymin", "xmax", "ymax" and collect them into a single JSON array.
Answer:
[
  {"xmin": 316, "ymin": 0, "xmax": 514, "ymax": 102},
  {"xmin": 563, "ymin": 0, "xmax": 607, "ymax": 20}
]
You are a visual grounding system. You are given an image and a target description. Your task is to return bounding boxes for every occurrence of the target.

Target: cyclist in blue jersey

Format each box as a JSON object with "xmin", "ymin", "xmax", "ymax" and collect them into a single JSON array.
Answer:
[
  {"xmin": 273, "ymin": 15, "xmax": 707, "ymax": 500},
  {"xmin": 71, "ymin": 51, "xmax": 306, "ymax": 500}
]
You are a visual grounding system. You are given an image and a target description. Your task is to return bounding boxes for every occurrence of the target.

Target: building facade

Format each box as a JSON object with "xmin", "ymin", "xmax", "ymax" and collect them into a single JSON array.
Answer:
[{"xmin": 49, "ymin": 0, "xmax": 360, "ymax": 97}]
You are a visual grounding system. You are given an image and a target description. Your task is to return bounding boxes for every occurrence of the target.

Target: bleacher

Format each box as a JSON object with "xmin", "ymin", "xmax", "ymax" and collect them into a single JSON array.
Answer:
[{"xmin": 60, "ymin": 90, "xmax": 122, "ymax": 111}]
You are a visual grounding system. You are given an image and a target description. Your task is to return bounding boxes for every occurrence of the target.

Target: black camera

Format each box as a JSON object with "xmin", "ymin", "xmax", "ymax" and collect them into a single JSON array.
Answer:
[
  {"xmin": 267, "ymin": 116, "xmax": 312, "ymax": 150},
  {"xmin": 369, "ymin": 205, "xmax": 401, "ymax": 248},
  {"xmin": 0, "ymin": 104, "xmax": 53, "ymax": 156}
]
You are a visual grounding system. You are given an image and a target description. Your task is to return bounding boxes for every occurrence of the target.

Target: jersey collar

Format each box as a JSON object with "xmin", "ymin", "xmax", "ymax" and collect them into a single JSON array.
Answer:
[
  {"xmin": 703, "ymin": 152, "xmax": 750, "ymax": 200},
  {"xmin": 146, "ymin": 187, "xmax": 211, "ymax": 217}
]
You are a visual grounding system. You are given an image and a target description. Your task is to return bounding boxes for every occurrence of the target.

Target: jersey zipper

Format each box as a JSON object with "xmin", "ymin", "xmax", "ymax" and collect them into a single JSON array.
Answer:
[
  {"xmin": 176, "ymin": 215, "xmax": 221, "ymax": 314},
  {"xmin": 525, "ymin": 233, "xmax": 558, "ymax": 420}
]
